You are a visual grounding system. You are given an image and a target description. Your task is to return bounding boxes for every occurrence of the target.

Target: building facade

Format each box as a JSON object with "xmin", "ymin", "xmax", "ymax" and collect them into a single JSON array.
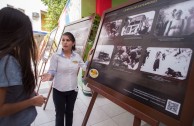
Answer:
[{"xmin": 0, "ymin": 0, "xmax": 48, "ymax": 32}]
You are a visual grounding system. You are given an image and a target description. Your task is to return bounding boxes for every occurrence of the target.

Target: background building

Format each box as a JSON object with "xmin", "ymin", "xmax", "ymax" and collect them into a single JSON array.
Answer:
[{"xmin": 0, "ymin": 0, "xmax": 48, "ymax": 45}]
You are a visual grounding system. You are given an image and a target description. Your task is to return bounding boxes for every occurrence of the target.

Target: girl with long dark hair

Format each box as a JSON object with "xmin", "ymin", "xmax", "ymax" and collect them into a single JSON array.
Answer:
[{"xmin": 0, "ymin": 7, "xmax": 46, "ymax": 126}]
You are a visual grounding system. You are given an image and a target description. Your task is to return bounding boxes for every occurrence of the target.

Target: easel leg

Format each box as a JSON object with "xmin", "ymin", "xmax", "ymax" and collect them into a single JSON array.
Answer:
[
  {"xmin": 82, "ymin": 91, "xmax": 98, "ymax": 126},
  {"xmin": 133, "ymin": 116, "xmax": 141, "ymax": 126},
  {"xmin": 38, "ymin": 61, "xmax": 44, "ymax": 76},
  {"xmin": 37, "ymin": 62, "xmax": 47, "ymax": 93},
  {"xmin": 43, "ymin": 82, "xmax": 53, "ymax": 110}
]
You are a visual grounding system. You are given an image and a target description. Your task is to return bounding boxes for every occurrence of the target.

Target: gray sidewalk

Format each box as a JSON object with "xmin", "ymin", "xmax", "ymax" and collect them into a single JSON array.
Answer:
[{"xmin": 32, "ymin": 81, "xmax": 167, "ymax": 126}]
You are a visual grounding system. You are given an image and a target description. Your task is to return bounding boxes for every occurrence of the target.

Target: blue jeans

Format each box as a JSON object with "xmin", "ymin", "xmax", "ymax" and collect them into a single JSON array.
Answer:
[{"xmin": 53, "ymin": 88, "xmax": 78, "ymax": 126}]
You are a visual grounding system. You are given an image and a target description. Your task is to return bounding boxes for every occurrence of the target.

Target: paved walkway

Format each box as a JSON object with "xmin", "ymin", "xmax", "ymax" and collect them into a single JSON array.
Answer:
[{"xmin": 31, "ymin": 80, "xmax": 167, "ymax": 126}]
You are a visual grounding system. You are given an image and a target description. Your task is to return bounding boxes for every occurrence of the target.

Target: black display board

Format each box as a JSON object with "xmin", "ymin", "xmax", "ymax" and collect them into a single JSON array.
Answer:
[{"xmin": 86, "ymin": 0, "xmax": 194, "ymax": 125}]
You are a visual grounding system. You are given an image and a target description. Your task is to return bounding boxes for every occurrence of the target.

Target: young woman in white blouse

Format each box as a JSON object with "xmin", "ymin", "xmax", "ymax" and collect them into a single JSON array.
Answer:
[{"xmin": 41, "ymin": 32, "xmax": 87, "ymax": 126}]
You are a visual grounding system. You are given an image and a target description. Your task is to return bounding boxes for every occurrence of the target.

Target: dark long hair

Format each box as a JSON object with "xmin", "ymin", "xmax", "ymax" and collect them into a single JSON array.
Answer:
[
  {"xmin": 63, "ymin": 32, "xmax": 76, "ymax": 51},
  {"xmin": 0, "ymin": 7, "xmax": 37, "ymax": 95}
]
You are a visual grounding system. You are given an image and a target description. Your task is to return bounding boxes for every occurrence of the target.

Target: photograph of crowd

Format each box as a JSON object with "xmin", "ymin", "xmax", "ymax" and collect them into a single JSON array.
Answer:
[
  {"xmin": 120, "ymin": 11, "xmax": 155, "ymax": 36},
  {"xmin": 140, "ymin": 47, "xmax": 192, "ymax": 80},
  {"xmin": 155, "ymin": 0, "xmax": 194, "ymax": 37},
  {"xmin": 111, "ymin": 46, "xmax": 142, "ymax": 70},
  {"xmin": 93, "ymin": 45, "xmax": 114, "ymax": 65},
  {"xmin": 100, "ymin": 19, "xmax": 123, "ymax": 38}
]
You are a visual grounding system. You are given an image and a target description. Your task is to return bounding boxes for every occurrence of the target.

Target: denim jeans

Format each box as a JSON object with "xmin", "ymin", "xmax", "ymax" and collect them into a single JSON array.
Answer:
[{"xmin": 53, "ymin": 88, "xmax": 78, "ymax": 126}]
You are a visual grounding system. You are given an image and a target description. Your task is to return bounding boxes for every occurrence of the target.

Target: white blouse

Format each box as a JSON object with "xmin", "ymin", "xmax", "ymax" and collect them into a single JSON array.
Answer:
[{"xmin": 48, "ymin": 49, "xmax": 86, "ymax": 92}]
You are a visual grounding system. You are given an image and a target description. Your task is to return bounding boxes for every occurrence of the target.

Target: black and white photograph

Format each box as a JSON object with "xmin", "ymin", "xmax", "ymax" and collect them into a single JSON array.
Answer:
[
  {"xmin": 120, "ymin": 11, "xmax": 155, "ymax": 36},
  {"xmin": 112, "ymin": 46, "xmax": 142, "ymax": 70},
  {"xmin": 155, "ymin": 0, "xmax": 194, "ymax": 37},
  {"xmin": 93, "ymin": 45, "xmax": 114, "ymax": 65},
  {"xmin": 100, "ymin": 19, "xmax": 123, "ymax": 38},
  {"xmin": 140, "ymin": 47, "xmax": 192, "ymax": 80}
]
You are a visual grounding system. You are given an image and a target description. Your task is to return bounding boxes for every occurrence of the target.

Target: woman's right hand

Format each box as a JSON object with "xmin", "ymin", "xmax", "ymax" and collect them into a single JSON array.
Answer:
[
  {"xmin": 39, "ymin": 73, "xmax": 53, "ymax": 82},
  {"xmin": 31, "ymin": 95, "xmax": 47, "ymax": 107}
]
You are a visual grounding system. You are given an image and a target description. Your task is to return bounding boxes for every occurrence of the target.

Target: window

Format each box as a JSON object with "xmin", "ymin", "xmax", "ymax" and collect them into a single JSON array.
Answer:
[{"xmin": 41, "ymin": 11, "xmax": 49, "ymax": 31}]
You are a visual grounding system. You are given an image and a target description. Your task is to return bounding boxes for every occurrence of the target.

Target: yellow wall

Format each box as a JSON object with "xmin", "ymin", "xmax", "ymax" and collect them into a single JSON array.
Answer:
[
  {"xmin": 81, "ymin": 0, "xmax": 96, "ymax": 17},
  {"xmin": 112, "ymin": 0, "xmax": 129, "ymax": 7}
]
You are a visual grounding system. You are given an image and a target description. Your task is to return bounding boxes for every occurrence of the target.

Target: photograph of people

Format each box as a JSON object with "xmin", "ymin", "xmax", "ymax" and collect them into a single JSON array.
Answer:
[
  {"xmin": 164, "ymin": 9, "xmax": 185, "ymax": 36},
  {"xmin": 112, "ymin": 46, "xmax": 142, "ymax": 70},
  {"xmin": 155, "ymin": 0, "xmax": 194, "ymax": 37},
  {"xmin": 120, "ymin": 11, "xmax": 155, "ymax": 36},
  {"xmin": 184, "ymin": 7, "xmax": 194, "ymax": 35},
  {"xmin": 93, "ymin": 45, "xmax": 114, "ymax": 65},
  {"xmin": 40, "ymin": 32, "xmax": 89, "ymax": 126},
  {"xmin": 100, "ymin": 19, "xmax": 123, "ymax": 38},
  {"xmin": 0, "ymin": 7, "xmax": 46, "ymax": 126},
  {"xmin": 140, "ymin": 47, "xmax": 192, "ymax": 80}
]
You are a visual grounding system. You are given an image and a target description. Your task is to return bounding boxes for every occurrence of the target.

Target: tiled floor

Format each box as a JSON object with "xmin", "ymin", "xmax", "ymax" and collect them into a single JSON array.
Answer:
[{"xmin": 32, "ymin": 79, "xmax": 166, "ymax": 126}]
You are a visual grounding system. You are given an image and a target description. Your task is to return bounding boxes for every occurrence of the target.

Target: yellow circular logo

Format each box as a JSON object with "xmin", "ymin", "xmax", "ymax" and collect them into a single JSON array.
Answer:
[{"xmin": 89, "ymin": 69, "xmax": 99, "ymax": 78}]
